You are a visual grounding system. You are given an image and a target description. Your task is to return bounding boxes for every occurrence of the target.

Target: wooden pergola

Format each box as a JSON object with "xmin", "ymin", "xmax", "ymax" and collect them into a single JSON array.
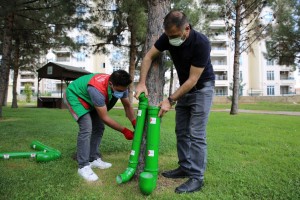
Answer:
[{"xmin": 37, "ymin": 62, "xmax": 91, "ymax": 109}]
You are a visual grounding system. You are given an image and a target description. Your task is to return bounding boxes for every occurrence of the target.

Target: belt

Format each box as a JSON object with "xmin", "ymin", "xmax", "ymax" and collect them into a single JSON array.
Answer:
[{"xmin": 188, "ymin": 80, "xmax": 215, "ymax": 93}]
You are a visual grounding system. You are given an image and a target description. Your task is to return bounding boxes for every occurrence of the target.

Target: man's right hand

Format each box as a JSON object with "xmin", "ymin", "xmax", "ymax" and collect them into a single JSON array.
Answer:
[
  {"xmin": 134, "ymin": 83, "xmax": 148, "ymax": 100},
  {"xmin": 121, "ymin": 128, "xmax": 134, "ymax": 140}
]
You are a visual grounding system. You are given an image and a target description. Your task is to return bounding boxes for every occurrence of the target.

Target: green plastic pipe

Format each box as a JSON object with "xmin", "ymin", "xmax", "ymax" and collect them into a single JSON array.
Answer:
[
  {"xmin": 116, "ymin": 93, "xmax": 148, "ymax": 184},
  {"xmin": 139, "ymin": 106, "xmax": 161, "ymax": 195},
  {"xmin": 0, "ymin": 152, "xmax": 42, "ymax": 159},
  {"xmin": 30, "ymin": 141, "xmax": 61, "ymax": 162},
  {"xmin": 0, "ymin": 141, "xmax": 61, "ymax": 162}
]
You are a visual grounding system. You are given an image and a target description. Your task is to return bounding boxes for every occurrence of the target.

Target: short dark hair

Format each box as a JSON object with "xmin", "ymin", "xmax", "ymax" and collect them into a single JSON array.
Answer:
[
  {"xmin": 110, "ymin": 69, "xmax": 132, "ymax": 86},
  {"xmin": 163, "ymin": 10, "xmax": 188, "ymax": 31}
]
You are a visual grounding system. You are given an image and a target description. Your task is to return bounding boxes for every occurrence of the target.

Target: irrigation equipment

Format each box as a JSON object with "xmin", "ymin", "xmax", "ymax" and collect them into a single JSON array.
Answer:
[
  {"xmin": 0, "ymin": 140, "xmax": 61, "ymax": 162},
  {"xmin": 116, "ymin": 93, "xmax": 161, "ymax": 195}
]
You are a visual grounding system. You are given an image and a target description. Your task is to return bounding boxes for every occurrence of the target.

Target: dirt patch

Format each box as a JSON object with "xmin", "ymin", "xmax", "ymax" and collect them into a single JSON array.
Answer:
[{"xmin": 156, "ymin": 174, "xmax": 187, "ymax": 190}]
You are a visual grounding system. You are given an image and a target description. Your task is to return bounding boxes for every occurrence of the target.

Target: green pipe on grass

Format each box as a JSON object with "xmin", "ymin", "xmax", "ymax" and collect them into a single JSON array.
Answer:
[
  {"xmin": 116, "ymin": 93, "xmax": 148, "ymax": 184},
  {"xmin": 139, "ymin": 106, "xmax": 160, "ymax": 195},
  {"xmin": 30, "ymin": 141, "xmax": 61, "ymax": 162},
  {"xmin": 0, "ymin": 141, "xmax": 61, "ymax": 162}
]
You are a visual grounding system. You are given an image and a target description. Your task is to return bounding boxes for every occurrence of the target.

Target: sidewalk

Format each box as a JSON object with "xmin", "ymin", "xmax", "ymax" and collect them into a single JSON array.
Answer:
[
  {"xmin": 211, "ymin": 109, "xmax": 300, "ymax": 116},
  {"xmin": 114, "ymin": 107, "xmax": 300, "ymax": 116}
]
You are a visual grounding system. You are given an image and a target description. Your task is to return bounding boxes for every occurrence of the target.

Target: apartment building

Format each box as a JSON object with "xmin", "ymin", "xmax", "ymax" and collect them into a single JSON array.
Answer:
[{"xmin": 209, "ymin": 18, "xmax": 296, "ymax": 97}]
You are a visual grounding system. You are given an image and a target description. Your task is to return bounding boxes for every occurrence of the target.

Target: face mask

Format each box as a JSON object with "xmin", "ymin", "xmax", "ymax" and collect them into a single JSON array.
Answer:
[
  {"xmin": 112, "ymin": 91, "xmax": 125, "ymax": 99},
  {"xmin": 169, "ymin": 37, "xmax": 186, "ymax": 46}
]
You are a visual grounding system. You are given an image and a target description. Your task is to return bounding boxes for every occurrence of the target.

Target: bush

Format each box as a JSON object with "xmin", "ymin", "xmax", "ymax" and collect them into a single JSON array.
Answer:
[{"xmin": 24, "ymin": 83, "xmax": 32, "ymax": 103}]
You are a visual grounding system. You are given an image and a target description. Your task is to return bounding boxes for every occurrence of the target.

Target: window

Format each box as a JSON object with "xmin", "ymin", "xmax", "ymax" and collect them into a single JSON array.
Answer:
[
  {"xmin": 102, "ymin": 63, "xmax": 105, "ymax": 68},
  {"xmin": 76, "ymin": 53, "xmax": 85, "ymax": 62},
  {"xmin": 267, "ymin": 71, "xmax": 274, "ymax": 80},
  {"xmin": 267, "ymin": 59, "xmax": 274, "ymax": 66},
  {"xmin": 267, "ymin": 86, "xmax": 275, "ymax": 96},
  {"xmin": 113, "ymin": 66, "xmax": 121, "ymax": 71},
  {"xmin": 215, "ymin": 88, "xmax": 227, "ymax": 96},
  {"xmin": 76, "ymin": 35, "xmax": 86, "ymax": 44},
  {"xmin": 77, "ymin": 22, "xmax": 86, "ymax": 31},
  {"xmin": 76, "ymin": 5, "xmax": 86, "ymax": 16}
]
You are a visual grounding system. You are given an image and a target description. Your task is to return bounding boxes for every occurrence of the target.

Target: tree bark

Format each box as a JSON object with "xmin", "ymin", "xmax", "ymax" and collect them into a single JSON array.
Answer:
[
  {"xmin": 169, "ymin": 65, "xmax": 174, "ymax": 96},
  {"xmin": 127, "ymin": 16, "xmax": 137, "ymax": 104},
  {"xmin": 230, "ymin": 0, "xmax": 241, "ymax": 115},
  {"xmin": 135, "ymin": 0, "xmax": 170, "ymax": 177},
  {"xmin": 0, "ymin": 13, "xmax": 14, "ymax": 118},
  {"xmin": 12, "ymin": 38, "xmax": 20, "ymax": 108}
]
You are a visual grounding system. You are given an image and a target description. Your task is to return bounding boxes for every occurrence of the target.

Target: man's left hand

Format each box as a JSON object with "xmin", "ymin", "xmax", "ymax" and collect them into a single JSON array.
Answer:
[{"xmin": 158, "ymin": 99, "xmax": 172, "ymax": 117}]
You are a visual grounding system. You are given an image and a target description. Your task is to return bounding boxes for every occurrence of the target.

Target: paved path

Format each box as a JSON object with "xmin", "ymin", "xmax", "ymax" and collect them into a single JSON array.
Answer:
[
  {"xmin": 114, "ymin": 107, "xmax": 300, "ymax": 116},
  {"xmin": 211, "ymin": 109, "xmax": 300, "ymax": 116}
]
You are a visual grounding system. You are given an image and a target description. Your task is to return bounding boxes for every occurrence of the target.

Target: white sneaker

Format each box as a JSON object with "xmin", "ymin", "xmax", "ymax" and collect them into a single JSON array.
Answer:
[
  {"xmin": 90, "ymin": 158, "xmax": 112, "ymax": 169},
  {"xmin": 78, "ymin": 165, "xmax": 99, "ymax": 181}
]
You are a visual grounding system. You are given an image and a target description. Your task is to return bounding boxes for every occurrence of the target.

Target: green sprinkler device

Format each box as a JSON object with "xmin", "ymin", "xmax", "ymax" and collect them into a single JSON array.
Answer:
[{"xmin": 116, "ymin": 93, "xmax": 161, "ymax": 195}]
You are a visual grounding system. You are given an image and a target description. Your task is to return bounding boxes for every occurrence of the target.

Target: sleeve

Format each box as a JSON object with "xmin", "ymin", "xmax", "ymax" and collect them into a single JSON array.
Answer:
[
  {"xmin": 87, "ymin": 86, "xmax": 106, "ymax": 107},
  {"xmin": 154, "ymin": 33, "xmax": 170, "ymax": 52},
  {"xmin": 191, "ymin": 37, "xmax": 211, "ymax": 68}
]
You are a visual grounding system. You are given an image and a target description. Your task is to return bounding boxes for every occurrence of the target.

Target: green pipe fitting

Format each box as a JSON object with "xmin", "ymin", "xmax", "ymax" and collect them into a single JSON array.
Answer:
[
  {"xmin": 139, "ymin": 106, "xmax": 160, "ymax": 195},
  {"xmin": 30, "ymin": 140, "xmax": 61, "ymax": 156},
  {"xmin": 30, "ymin": 141, "xmax": 61, "ymax": 162},
  {"xmin": 116, "ymin": 93, "xmax": 148, "ymax": 184},
  {"xmin": 0, "ymin": 141, "xmax": 61, "ymax": 162}
]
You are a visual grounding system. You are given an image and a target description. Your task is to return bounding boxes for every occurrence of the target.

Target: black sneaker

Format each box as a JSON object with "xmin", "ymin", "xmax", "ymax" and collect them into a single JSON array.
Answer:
[{"xmin": 161, "ymin": 167, "xmax": 190, "ymax": 179}]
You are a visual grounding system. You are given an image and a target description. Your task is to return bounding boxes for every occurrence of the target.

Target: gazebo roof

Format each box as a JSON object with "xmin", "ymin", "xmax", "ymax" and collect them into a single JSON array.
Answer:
[{"xmin": 37, "ymin": 62, "xmax": 91, "ymax": 81}]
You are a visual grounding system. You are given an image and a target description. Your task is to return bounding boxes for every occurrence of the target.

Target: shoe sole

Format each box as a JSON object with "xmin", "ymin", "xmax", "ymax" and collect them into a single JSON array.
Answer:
[
  {"xmin": 90, "ymin": 164, "xmax": 112, "ymax": 169},
  {"xmin": 175, "ymin": 186, "xmax": 202, "ymax": 194}
]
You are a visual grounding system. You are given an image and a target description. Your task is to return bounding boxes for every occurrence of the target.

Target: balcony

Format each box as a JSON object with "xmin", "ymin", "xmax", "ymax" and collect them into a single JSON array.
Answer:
[
  {"xmin": 280, "ymin": 76, "xmax": 295, "ymax": 85},
  {"xmin": 56, "ymin": 57, "xmax": 70, "ymax": 62},
  {"xmin": 214, "ymin": 86, "xmax": 228, "ymax": 96},
  {"xmin": 213, "ymin": 65, "xmax": 228, "ymax": 71},
  {"xmin": 211, "ymin": 48, "xmax": 227, "ymax": 56},
  {"xmin": 215, "ymin": 80, "xmax": 228, "ymax": 87}
]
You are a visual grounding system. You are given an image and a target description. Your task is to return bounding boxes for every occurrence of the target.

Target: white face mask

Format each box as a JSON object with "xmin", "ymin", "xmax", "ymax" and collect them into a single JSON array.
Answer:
[{"xmin": 169, "ymin": 37, "xmax": 186, "ymax": 46}]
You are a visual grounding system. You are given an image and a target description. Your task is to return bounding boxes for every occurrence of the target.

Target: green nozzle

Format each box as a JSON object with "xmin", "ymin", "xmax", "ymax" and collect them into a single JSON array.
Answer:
[
  {"xmin": 116, "ymin": 93, "xmax": 148, "ymax": 184},
  {"xmin": 139, "ymin": 172, "xmax": 157, "ymax": 195},
  {"xmin": 139, "ymin": 106, "xmax": 160, "ymax": 195}
]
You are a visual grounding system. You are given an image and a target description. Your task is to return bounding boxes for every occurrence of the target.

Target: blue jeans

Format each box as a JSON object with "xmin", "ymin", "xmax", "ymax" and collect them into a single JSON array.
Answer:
[
  {"xmin": 77, "ymin": 109, "xmax": 104, "ymax": 168},
  {"xmin": 175, "ymin": 85, "xmax": 214, "ymax": 181}
]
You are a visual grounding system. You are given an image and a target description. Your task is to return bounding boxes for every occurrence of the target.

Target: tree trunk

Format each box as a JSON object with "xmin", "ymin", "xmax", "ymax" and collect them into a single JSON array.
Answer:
[
  {"xmin": 230, "ymin": 0, "xmax": 241, "ymax": 115},
  {"xmin": 2, "ymin": 78, "xmax": 9, "ymax": 106},
  {"xmin": 12, "ymin": 38, "xmax": 20, "ymax": 108},
  {"xmin": 135, "ymin": 0, "xmax": 170, "ymax": 177},
  {"xmin": 169, "ymin": 65, "xmax": 174, "ymax": 96},
  {"xmin": 0, "ymin": 14, "xmax": 14, "ymax": 118},
  {"xmin": 127, "ymin": 16, "xmax": 137, "ymax": 104}
]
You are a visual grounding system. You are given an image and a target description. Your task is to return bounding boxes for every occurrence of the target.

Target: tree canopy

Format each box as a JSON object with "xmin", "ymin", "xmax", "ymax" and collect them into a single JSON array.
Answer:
[{"xmin": 266, "ymin": 0, "xmax": 300, "ymax": 66}]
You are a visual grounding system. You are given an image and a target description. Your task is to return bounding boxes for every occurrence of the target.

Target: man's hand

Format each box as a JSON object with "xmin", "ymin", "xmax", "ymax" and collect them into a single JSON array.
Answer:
[
  {"xmin": 158, "ymin": 98, "xmax": 172, "ymax": 117},
  {"xmin": 134, "ymin": 83, "xmax": 148, "ymax": 100},
  {"xmin": 121, "ymin": 128, "xmax": 134, "ymax": 140}
]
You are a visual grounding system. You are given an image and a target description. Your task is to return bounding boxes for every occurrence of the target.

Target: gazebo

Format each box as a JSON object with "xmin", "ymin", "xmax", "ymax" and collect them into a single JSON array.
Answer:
[{"xmin": 37, "ymin": 62, "xmax": 91, "ymax": 109}]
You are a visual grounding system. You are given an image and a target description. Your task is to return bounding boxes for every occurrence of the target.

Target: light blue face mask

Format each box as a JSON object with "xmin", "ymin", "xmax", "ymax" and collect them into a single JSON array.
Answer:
[
  {"xmin": 112, "ymin": 90, "xmax": 125, "ymax": 99},
  {"xmin": 169, "ymin": 37, "xmax": 186, "ymax": 46}
]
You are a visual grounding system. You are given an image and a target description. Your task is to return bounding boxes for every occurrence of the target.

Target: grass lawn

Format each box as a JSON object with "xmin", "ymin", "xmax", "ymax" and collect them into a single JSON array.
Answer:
[
  {"xmin": 211, "ymin": 101, "xmax": 300, "ymax": 112},
  {"xmin": 0, "ymin": 105, "xmax": 299, "ymax": 200}
]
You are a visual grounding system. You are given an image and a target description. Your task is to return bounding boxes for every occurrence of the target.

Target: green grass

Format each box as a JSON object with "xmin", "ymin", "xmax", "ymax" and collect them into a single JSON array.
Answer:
[
  {"xmin": 212, "ymin": 101, "xmax": 300, "ymax": 112},
  {"xmin": 0, "ymin": 105, "xmax": 299, "ymax": 200}
]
